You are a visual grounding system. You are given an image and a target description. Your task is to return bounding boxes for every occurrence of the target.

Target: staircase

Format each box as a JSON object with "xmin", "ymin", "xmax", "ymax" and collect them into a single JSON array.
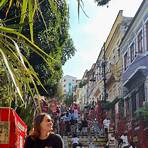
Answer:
[{"xmin": 63, "ymin": 135, "xmax": 107, "ymax": 148}]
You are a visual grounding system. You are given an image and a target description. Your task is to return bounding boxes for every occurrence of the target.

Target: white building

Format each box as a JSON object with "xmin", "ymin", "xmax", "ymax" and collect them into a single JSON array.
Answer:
[{"xmin": 61, "ymin": 75, "xmax": 77, "ymax": 96}]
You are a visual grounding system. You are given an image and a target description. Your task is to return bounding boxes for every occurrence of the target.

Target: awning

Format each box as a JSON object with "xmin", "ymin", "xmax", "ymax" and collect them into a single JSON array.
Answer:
[
  {"xmin": 102, "ymin": 97, "xmax": 122, "ymax": 110},
  {"xmin": 110, "ymin": 97, "xmax": 122, "ymax": 106},
  {"xmin": 124, "ymin": 67, "xmax": 148, "ymax": 86}
]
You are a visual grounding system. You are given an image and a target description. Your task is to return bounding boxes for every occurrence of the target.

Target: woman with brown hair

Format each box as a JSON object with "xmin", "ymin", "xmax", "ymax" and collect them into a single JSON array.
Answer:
[{"xmin": 24, "ymin": 113, "xmax": 64, "ymax": 148}]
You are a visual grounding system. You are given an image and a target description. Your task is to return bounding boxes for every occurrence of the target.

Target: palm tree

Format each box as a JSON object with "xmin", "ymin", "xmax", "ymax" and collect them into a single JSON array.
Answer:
[
  {"xmin": 0, "ymin": 0, "xmax": 57, "ymax": 110},
  {"xmin": 0, "ymin": 0, "xmax": 110, "ymax": 111}
]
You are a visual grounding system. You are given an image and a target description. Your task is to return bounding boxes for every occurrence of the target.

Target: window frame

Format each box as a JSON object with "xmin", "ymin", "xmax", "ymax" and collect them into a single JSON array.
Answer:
[
  {"xmin": 123, "ymin": 52, "xmax": 128, "ymax": 71},
  {"xmin": 137, "ymin": 29, "xmax": 144, "ymax": 53},
  {"xmin": 129, "ymin": 42, "xmax": 135, "ymax": 62}
]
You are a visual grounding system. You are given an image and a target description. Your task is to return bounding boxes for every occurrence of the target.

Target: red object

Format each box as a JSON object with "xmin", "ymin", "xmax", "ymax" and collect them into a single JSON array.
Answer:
[
  {"xmin": 130, "ymin": 120, "xmax": 148, "ymax": 148},
  {"xmin": 0, "ymin": 107, "xmax": 27, "ymax": 148},
  {"xmin": 117, "ymin": 118, "xmax": 148, "ymax": 148},
  {"xmin": 95, "ymin": 101, "xmax": 103, "ymax": 127}
]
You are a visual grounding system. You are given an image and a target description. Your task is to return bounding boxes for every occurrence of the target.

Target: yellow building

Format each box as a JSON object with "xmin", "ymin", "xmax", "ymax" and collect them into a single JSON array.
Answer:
[{"xmin": 88, "ymin": 10, "xmax": 132, "ymax": 131}]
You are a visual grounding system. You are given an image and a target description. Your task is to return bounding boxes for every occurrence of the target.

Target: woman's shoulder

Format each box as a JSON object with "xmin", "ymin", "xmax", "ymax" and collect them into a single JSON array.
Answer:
[
  {"xmin": 48, "ymin": 133, "xmax": 64, "ymax": 147},
  {"xmin": 25, "ymin": 135, "xmax": 34, "ymax": 141},
  {"xmin": 49, "ymin": 133, "xmax": 62, "ymax": 139},
  {"xmin": 24, "ymin": 135, "xmax": 35, "ymax": 148},
  {"xmin": 25, "ymin": 135, "xmax": 36, "ymax": 143}
]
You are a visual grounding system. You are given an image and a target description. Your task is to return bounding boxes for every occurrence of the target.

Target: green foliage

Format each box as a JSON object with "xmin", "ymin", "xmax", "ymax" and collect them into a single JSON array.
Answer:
[
  {"xmin": 55, "ymin": 82, "xmax": 64, "ymax": 101},
  {"xmin": 135, "ymin": 102, "xmax": 148, "ymax": 120},
  {"xmin": 0, "ymin": 61, "xmax": 15, "ymax": 106},
  {"xmin": 101, "ymin": 100, "xmax": 111, "ymax": 110},
  {"xmin": 79, "ymin": 80, "xmax": 87, "ymax": 88},
  {"xmin": 95, "ymin": 0, "xmax": 110, "ymax": 6},
  {"xmin": 0, "ymin": 0, "xmax": 76, "ymax": 98},
  {"xmin": 64, "ymin": 94, "xmax": 73, "ymax": 107},
  {"xmin": 15, "ymin": 98, "xmax": 35, "ymax": 131},
  {"xmin": 0, "ymin": 0, "xmax": 110, "ymax": 126},
  {"xmin": 0, "ymin": 0, "xmax": 57, "ymax": 116},
  {"xmin": 62, "ymin": 37, "xmax": 76, "ymax": 65},
  {"xmin": 25, "ymin": 0, "xmax": 76, "ymax": 97}
]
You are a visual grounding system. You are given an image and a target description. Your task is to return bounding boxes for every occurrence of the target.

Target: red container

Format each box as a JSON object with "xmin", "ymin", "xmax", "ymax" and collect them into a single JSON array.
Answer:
[{"xmin": 0, "ymin": 107, "xmax": 27, "ymax": 148}]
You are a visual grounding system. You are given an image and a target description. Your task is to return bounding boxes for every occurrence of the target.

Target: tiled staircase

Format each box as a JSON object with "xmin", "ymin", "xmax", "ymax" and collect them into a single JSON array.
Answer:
[{"xmin": 63, "ymin": 135, "xmax": 107, "ymax": 148}]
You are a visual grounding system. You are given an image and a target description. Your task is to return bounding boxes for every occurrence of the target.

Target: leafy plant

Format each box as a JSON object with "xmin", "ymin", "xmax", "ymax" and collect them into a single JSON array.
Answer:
[
  {"xmin": 135, "ymin": 102, "xmax": 148, "ymax": 120},
  {"xmin": 0, "ymin": 0, "xmax": 60, "ymax": 110},
  {"xmin": 79, "ymin": 80, "xmax": 87, "ymax": 88},
  {"xmin": 95, "ymin": 0, "xmax": 110, "ymax": 6},
  {"xmin": 0, "ymin": 0, "xmax": 111, "ymax": 120}
]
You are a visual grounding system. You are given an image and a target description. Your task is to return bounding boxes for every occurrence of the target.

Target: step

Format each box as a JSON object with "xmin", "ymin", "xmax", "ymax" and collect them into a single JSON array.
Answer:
[{"xmin": 65, "ymin": 136, "xmax": 107, "ymax": 147}]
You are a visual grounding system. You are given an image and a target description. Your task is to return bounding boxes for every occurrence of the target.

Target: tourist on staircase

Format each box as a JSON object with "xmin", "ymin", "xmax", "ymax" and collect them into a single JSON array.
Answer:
[{"xmin": 72, "ymin": 134, "xmax": 82, "ymax": 148}]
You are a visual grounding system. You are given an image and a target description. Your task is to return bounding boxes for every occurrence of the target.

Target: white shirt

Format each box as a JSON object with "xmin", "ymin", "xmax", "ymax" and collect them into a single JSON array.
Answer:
[
  {"xmin": 72, "ymin": 137, "xmax": 79, "ymax": 144},
  {"xmin": 129, "ymin": 145, "xmax": 136, "ymax": 148},
  {"xmin": 103, "ymin": 118, "xmax": 110, "ymax": 128},
  {"xmin": 73, "ymin": 109, "xmax": 79, "ymax": 120},
  {"xmin": 120, "ymin": 135, "xmax": 129, "ymax": 147}
]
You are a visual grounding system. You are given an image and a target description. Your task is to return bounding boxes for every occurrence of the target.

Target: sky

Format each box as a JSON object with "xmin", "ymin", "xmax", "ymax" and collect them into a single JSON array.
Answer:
[{"xmin": 62, "ymin": 0, "xmax": 143, "ymax": 79}]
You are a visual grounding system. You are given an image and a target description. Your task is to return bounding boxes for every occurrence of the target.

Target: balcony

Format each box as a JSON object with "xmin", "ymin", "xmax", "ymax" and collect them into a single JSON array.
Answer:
[{"xmin": 122, "ymin": 55, "xmax": 148, "ymax": 85}]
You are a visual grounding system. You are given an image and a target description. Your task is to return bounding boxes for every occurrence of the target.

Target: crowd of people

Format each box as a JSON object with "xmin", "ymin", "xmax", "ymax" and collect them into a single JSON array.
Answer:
[
  {"xmin": 54, "ymin": 109, "xmax": 105, "ymax": 137},
  {"xmin": 105, "ymin": 132, "xmax": 136, "ymax": 148},
  {"xmin": 24, "ymin": 101, "xmax": 137, "ymax": 148}
]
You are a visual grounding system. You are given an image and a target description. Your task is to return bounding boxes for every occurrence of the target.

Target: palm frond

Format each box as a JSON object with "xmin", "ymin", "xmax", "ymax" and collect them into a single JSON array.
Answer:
[
  {"xmin": 19, "ymin": 0, "xmax": 28, "ymax": 32},
  {"xmin": 0, "ymin": 0, "xmax": 8, "ymax": 9},
  {"xmin": 0, "ymin": 48, "xmax": 24, "ymax": 103}
]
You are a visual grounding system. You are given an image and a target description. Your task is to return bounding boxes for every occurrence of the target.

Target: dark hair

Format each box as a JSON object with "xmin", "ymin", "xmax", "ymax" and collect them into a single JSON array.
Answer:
[
  {"xmin": 130, "ymin": 141, "xmax": 135, "ymax": 148},
  {"xmin": 30, "ymin": 113, "xmax": 51, "ymax": 139},
  {"xmin": 73, "ymin": 134, "xmax": 77, "ymax": 138},
  {"xmin": 118, "ymin": 138, "xmax": 123, "ymax": 145}
]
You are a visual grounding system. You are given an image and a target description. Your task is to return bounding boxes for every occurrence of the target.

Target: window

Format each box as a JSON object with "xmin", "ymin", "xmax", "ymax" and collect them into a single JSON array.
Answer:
[
  {"xmin": 119, "ymin": 99, "xmax": 124, "ymax": 119},
  {"xmin": 130, "ymin": 42, "xmax": 135, "ymax": 62},
  {"xmin": 124, "ymin": 52, "xmax": 128, "ymax": 71},
  {"xmin": 131, "ymin": 92, "xmax": 136, "ymax": 117},
  {"xmin": 137, "ymin": 30, "xmax": 143, "ymax": 53},
  {"xmin": 146, "ymin": 21, "xmax": 148, "ymax": 51},
  {"xmin": 125, "ymin": 99, "xmax": 130, "ymax": 117},
  {"xmin": 138, "ymin": 84, "xmax": 145, "ymax": 107},
  {"xmin": 117, "ymin": 48, "xmax": 120, "ymax": 57}
]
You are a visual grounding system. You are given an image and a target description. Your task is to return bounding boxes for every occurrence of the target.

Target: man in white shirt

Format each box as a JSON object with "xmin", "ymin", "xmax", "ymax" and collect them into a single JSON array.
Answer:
[
  {"xmin": 103, "ymin": 118, "xmax": 110, "ymax": 129},
  {"xmin": 120, "ymin": 133, "xmax": 129, "ymax": 148},
  {"xmin": 72, "ymin": 134, "xmax": 82, "ymax": 148},
  {"xmin": 129, "ymin": 141, "xmax": 136, "ymax": 148},
  {"xmin": 103, "ymin": 117, "xmax": 110, "ymax": 138}
]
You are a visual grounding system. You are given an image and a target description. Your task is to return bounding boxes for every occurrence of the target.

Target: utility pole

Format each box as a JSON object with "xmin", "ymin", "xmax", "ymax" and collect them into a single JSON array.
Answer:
[
  {"xmin": 102, "ymin": 43, "xmax": 108, "ymax": 102},
  {"xmin": 101, "ymin": 43, "xmax": 110, "ymax": 141}
]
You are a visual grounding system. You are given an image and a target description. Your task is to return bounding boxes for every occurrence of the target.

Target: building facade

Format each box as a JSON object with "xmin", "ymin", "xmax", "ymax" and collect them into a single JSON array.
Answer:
[
  {"xmin": 61, "ymin": 75, "xmax": 77, "ymax": 96},
  {"xmin": 74, "ymin": 1, "xmax": 148, "ymax": 147},
  {"xmin": 84, "ymin": 10, "xmax": 132, "ymax": 128},
  {"xmin": 120, "ymin": 0, "xmax": 148, "ymax": 147}
]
